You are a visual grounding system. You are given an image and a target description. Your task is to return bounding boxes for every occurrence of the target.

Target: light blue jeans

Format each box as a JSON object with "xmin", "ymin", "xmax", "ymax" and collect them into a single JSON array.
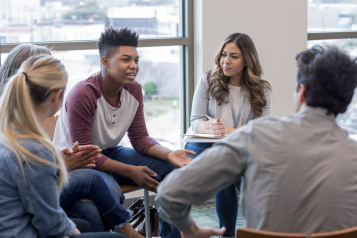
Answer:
[{"xmin": 185, "ymin": 142, "xmax": 241, "ymax": 238}]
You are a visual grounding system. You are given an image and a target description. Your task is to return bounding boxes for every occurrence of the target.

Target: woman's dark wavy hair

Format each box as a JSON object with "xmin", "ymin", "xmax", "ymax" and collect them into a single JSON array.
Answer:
[
  {"xmin": 296, "ymin": 45, "xmax": 357, "ymax": 116},
  {"xmin": 97, "ymin": 26, "xmax": 139, "ymax": 59},
  {"xmin": 208, "ymin": 33, "xmax": 271, "ymax": 117}
]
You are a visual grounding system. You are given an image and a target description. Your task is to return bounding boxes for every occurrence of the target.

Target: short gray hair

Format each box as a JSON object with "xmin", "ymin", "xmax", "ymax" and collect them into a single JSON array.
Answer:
[{"xmin": 0, "ymin": 44, "xmax": 51, "ymax": 95}]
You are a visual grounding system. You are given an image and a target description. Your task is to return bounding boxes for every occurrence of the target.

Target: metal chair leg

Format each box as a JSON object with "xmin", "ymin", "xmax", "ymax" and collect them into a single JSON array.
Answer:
[{"xmin": 144, "ymin": 189, "xmax": 151, "ymax": 238}]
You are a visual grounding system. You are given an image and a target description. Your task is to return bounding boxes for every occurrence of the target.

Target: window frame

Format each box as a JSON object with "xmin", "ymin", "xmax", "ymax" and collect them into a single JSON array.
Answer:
[
  {"xmin": 0, "ymin": 0, "xmax": 194, "ymax": 134},
  {"xmin": 308, "ymin": 31, "xmax": 357, "ymax": 40}
]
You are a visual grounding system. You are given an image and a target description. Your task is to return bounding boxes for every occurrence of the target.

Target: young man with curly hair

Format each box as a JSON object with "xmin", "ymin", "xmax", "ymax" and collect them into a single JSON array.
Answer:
[
  {"xmin": 157, "ymin": 46, "xmax": 357, "ymax": 238},
  {"xmin": 54, "ymin": 27, "xmax": 194, "ymax": 237}
]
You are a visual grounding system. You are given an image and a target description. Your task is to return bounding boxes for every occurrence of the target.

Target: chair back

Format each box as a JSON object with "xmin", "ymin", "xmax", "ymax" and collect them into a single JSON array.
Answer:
[
  {"xmin": 310, "ymin": 226, "xmax": 357, "ymax": 238},
  {"xmin": 237, "ymin": 228, "xmax": 306, "ymax": 238}
]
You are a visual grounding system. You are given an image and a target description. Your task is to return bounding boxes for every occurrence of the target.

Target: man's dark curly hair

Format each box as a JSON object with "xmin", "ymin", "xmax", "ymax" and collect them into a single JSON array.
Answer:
[
  {"xmin": 296, "ymin": 45, "xmax": 357, "ymax": 116},
  {"xmin": 97, "ymin": 27, "xmax": 139, "ymax": 59}
]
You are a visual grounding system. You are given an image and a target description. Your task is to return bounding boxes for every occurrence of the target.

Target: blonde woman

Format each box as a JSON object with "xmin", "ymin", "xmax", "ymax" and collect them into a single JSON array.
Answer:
[
  {"xmin": 185, "ymin": 33, "xmax": 272, "ymax": 238},
  {"xmin": 0, "ymin": 54, "xmax": 81, "ymax": 237}
]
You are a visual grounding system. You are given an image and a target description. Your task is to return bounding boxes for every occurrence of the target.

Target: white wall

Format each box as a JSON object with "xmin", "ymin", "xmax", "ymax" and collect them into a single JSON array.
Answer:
[{"xmin": 194, "ymin": 0, "xmax": 308, "ymax": 117}]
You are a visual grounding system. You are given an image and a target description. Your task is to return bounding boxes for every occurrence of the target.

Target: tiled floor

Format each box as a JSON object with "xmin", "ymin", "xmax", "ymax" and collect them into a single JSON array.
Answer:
[{"xmin": 191, "ymin": 200, "xmax": 245, "ymax": 238}]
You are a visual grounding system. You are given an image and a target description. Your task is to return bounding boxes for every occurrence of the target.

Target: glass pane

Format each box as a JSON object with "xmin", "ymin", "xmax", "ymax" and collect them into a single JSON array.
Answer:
[
  {"xmin": 308, "ymin": 0, "xmax": 357, "ymax": 32},
  {"xmin": 308, "ymin": 39, "xmax": 357, "ymax": 134},
  {"xmin": 1, "ymin": 53, "xmax": 9, "ymax": 65},
  {"xmin": 1, "ymin": 46, "xmax": 182, "ymax": 149},
  {"xmin": 307, "ymin": 38, "xmax": 357, "ymax": 57},
  {"xmin": 0, "ymin": 0, "xmax": 181, "ymax": 43}
]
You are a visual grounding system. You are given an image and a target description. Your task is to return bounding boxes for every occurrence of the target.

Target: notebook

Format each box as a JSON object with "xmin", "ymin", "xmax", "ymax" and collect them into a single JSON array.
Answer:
[{"xmin": 181, "ymin": 133, "xmax": 226, "ymax": 139}]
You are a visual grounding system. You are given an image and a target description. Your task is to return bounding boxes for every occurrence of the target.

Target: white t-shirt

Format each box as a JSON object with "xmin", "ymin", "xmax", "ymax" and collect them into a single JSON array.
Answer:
[{"xmin": 220, "ymin": 84, "xmax": 244, "ymax": 128}]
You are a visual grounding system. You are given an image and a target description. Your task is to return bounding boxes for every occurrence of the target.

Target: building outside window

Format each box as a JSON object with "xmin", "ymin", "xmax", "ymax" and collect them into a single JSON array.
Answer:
[
  {"xmin": 0, "ymin": 0, "xmax": 193, "ymax": 150},
  {"xmin": 6, "ymin": 1, "xmax": 357, "ymax": 140}
]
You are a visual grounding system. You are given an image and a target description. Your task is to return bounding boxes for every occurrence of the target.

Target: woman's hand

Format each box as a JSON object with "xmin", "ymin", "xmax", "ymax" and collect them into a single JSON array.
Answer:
[
  {"xmin": 74, "ymin": 228, "xmax": 81, "ymax": 235},
  {"xmin": 62, "ymin": 142, "xmax": 101, "ymax": 172},
  {"xmin": 128, "ymin": 166, "xmax": 160, "ymax": 193},
  {"xmin": 203, "ymin": 120, "xmax": 214, "ymax": 131},
  {"xmin": 209, "ymin": 117, "xmax": 226, "ymax": 135}
]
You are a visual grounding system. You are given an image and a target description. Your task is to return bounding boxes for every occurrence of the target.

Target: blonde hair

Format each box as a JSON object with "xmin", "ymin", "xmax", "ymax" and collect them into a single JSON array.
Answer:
[
  {"xmin": 209, "ymin": 33, "xmax": 271, "ymax": 117},
  {"xmin": 0, "ymin": 55, "xmax": 68, "ymax": 193}
]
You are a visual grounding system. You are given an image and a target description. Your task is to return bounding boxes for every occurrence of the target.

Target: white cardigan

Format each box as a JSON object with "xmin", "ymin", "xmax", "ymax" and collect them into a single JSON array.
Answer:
[{"xmin": 189, "ymin": 72, "xmax": 272, "ymax": 133}]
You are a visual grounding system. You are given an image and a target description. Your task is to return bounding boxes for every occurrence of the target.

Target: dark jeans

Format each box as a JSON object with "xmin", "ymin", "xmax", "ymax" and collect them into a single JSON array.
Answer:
[
  {"xmin": 185, "ymin": 142, "xmax": 241, "ymax": 238},
  {"xmin": 70, "ymin": 219, "xmax": 127, "ymax": 238},
  {"xmin": 63, "ymin": 170, "xmax": 123, "ymax": 232},
  {"xmin": 102, "ymin": 146, "xmax": 181, "ymax": 238},
  {"xmin": 61, "ymin": 169, "xmax": 130, "ymax": 231},
  {"xmin": 73, "ymin": 234, "xmax": 126, "ymax": 238}
]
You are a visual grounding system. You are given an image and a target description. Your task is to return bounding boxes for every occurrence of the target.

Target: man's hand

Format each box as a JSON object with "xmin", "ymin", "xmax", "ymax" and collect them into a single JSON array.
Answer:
[
  {"xmin": 181, "ymin": 223, "xmax": 225, "ymax": 238},
  {"xmin": 167, "ymin": 149, "xmax": 195, "ymax": 167},
  {"xmin": 128, "ymin": 166, "xmax": 160, "ymax": 193},
  {"xmin": 74, "ymin": 228, "xmax": 81, "ymax": 235},
  {"xmin": 210, "ymin": 117, "xmax": 225, "ymax": 135},
  {"xmin": 62, "ymin": 142, "xmax": 101, "ymax": 172}
]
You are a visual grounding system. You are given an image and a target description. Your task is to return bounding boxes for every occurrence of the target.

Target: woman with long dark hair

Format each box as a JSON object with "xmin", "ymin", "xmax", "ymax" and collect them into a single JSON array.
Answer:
[{"xmin": 185, "ymin": 33, "xmax": 272, "ymax": 238}]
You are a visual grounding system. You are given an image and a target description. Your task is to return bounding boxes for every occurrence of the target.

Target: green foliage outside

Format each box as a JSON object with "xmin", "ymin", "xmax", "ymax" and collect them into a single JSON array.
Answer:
[
  {"xmin": 143, "ymin": 98, "xmax": 180, "ymax": 121},
  {"xmin": 143, "ymin": 81, "xmax": 157, "ymax": 96}
]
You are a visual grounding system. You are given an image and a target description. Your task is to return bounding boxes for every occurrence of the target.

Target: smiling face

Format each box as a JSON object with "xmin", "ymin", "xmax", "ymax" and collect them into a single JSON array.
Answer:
[
  {"xmin": 105, "ymin": 46, "xmax": 139, "ymax": 86},
  {"xmin": 220, "ymin": 42, "xmax": 246, "ymax": 78}
]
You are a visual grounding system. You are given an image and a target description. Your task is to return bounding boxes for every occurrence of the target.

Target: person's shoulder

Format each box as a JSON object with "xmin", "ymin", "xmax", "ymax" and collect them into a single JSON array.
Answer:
[
  {"xmin": 67, "ymin": 72, "xmax": 102, "ymax": 104},
  {"xmin": 0, "ymin": 139, "xmax": 53, "ymax": 164},
  {"xmin": 201, "ymin": 70, "xmax": 211, "ymax": 82},
  {"xmin": 196, "ymin": 70, "xmax": 211, "ymax": 89},
  {"xmin": 124, "ymin": 81, "xmax": 143, "ymax": 100},
  {"xmin": 20, "ymin": 139, "xmax": 51, "ymax": 156},
  {"xmin": 261, "ymin": 82, "xmax": 272, "ymax": 96},
  {"xmin": 247, "ymin": 115, "xmax": 282, "ymax": 131},
  {"xmin": 217, "ymin": 116, "xmax": 282, "ymax": 151}
]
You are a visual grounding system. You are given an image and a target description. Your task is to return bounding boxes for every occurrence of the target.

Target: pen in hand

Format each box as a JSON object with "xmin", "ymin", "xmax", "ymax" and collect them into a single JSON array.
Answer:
[
  {"xmin": 205, "ymin": 114, "xmax": 215, "ymax": 120},
  {"xmin": 204, "ymin": 114, "xmax": 215, "ymax": 131},
  {"xmin": 205, "ymin": 115, "xmax": 225, "ymax": 136}
]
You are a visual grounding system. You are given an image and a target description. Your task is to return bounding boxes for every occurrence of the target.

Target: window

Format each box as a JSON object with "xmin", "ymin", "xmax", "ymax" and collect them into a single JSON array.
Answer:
[
  {"xmin": 308, "ymin": 0, "xmax": 357, "ymax": 32},
  {"xmin": 308, "ymin": 0, "xmax": 357, "ymax": 135},
  {"xmin": 0, "ymin": 0, "xmax": 194, "ymax": 149},
  {"xmin": 0, "ymin": 0, "xmax": 182, "ymax": 43}
]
